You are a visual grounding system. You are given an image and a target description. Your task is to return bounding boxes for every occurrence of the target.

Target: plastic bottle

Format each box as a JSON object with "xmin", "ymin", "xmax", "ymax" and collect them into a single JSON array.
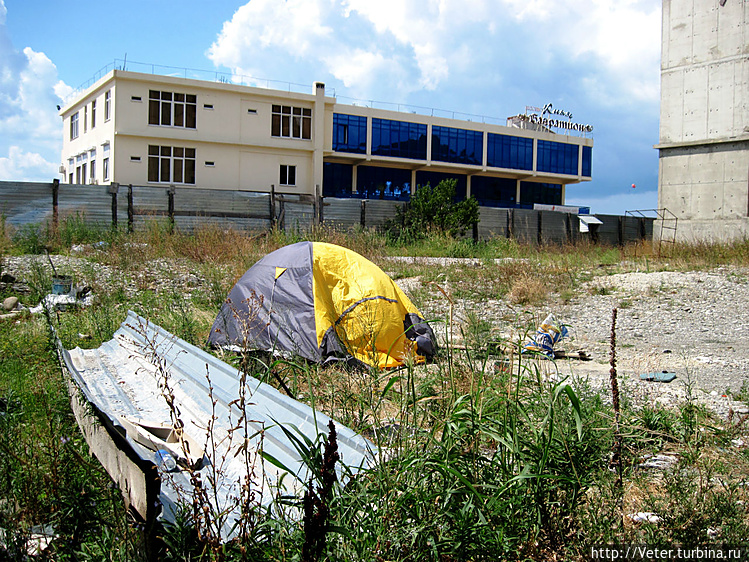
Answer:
[{"xmin": 154, "ymin": 449, "xmax": 177, "ymax": 472}]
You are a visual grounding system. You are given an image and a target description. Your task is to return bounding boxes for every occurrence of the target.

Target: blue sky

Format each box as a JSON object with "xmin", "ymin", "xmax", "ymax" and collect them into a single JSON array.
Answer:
[{"xmin": 0, "ymin": 0, "xmax": 661, "ymax": 214}]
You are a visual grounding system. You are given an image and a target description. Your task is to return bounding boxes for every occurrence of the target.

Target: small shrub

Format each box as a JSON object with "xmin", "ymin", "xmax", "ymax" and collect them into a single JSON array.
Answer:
[{"xmin": 386, "ymin": 179, "xmax": 479, "ymax": 242}]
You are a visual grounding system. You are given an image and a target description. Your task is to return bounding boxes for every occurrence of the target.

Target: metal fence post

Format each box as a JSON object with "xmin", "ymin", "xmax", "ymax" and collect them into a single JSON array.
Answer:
[
  {"xmin": 52, "ymin": 179, "xmax": 59, "ymax": 232},
  {"xmin": 109, "ymin": 182, "xmax": 119, "ymax": 229},
  {"xmin": 168, "ymin": 185, "xmax": 175, "ymax": 233},
  {"xmin": 127, "ymin": 185, "xmax": 134, "ymax": 233},
  {"xmin": 270, "ymin": 185, "xmax": 276, "ymax": 230}
]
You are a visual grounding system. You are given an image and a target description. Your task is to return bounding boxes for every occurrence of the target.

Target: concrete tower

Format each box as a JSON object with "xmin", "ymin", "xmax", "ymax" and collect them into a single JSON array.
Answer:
[{"xmin": 657, "ymin": 0, "xmax": 749, "ymax": 241}]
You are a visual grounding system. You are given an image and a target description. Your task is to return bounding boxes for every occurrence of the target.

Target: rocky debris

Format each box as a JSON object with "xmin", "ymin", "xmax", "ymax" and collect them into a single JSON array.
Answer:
[
  {"xmin": 629, "ymin": 512, "xmax": 662, "ymax": 525},
  {"xmin": 2, "ymin": 296, "xmax": 18, "ymax": 311},
  {"xmin": 396, "ymin": 264, "xmax": 749, "ymax": 420},
  {"xmin": 636, "ymin": 454, "xmax": 678, "ymax": 470}
]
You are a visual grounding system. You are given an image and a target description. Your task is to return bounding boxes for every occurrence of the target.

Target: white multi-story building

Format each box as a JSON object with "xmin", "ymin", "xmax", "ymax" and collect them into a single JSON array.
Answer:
[
  {"xmin": 657, "ymin": 0, "xmax": 749, "ymax": 240},
  {"xmin": 59, "ymin": 68, "xmax": 593, "ymax": 208}
]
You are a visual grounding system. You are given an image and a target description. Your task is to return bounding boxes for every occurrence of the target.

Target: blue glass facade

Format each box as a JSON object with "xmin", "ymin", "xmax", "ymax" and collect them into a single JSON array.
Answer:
[
  {"xmin": 323, "ymin": 162, "xmax": 353, "ymax": 197},
  {"xmin": 486, "ymin": 134, "xmax": 533, "ymax": 171},
  {"xmin": 333, "ymin": 113, "xmax": 367, "ymax": 154},
  {"xmin": 357, "ymin": 166, "xmax": 412, "ymax": 199},
  {"xmin": 416, "ymin": 171, "xmax": 467, "ymax": 200},
  {"xmin": 431, "ymin": 126, "xmax": 483, "ymax": 166},
  {"xmin": 371, "ymin": 118, "xmax": 427, "ymax": 160},
  {"xmin": 582, "ymin": 145, "xmax": 592, "ymax": 178},
  {"xmin": 537, "ymin": 140, "xmax": 579, "ymax": 176},
  {"xmin": 471, "ymin": 176, "xmax": 517, "ymax": 207},
  {"xmin": 520, "ymin": 182, "xmax": 562, "ymax": 205}
]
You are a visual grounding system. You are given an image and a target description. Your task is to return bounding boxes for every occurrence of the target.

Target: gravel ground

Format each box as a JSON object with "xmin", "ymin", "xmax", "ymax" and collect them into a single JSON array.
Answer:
[
  {"xmin": 387, "ymin": 257, "xmax": 749, "ymax": 420},
  {"xmin": 4, "ymin": 253, "xmax": 748, "ymax": 420}
]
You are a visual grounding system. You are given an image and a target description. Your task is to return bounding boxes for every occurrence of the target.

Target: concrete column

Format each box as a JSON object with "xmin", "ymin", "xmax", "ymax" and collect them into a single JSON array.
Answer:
[
  {"xmin": 312, "ymin": 82, "xmax": 326, "ymax": 197},
  {"xmin": 366, "ymin": 115, "xmax": 372, "ymax": 160}
]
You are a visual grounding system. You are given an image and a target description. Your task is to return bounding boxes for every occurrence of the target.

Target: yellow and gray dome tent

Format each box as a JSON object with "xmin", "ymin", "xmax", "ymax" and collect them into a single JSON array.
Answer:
[{"xmin": 208, "ymin": 241, "xmax": 436, "ymax": 369}]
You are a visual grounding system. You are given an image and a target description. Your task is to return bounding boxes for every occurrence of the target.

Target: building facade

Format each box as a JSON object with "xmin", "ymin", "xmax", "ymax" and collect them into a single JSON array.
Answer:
[
  {"xmin": 59, "ymin": 69, "xmax": 593, "ymax": 208},
  {"xmin": 657, "ymin": 0, "xmax": 749, "ymax": 240}
]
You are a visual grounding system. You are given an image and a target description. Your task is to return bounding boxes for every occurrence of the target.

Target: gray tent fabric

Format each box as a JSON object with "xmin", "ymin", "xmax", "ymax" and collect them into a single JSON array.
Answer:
[{"xmin": 209, "ymin": 242, "xmax": 321, "ymax": 361}]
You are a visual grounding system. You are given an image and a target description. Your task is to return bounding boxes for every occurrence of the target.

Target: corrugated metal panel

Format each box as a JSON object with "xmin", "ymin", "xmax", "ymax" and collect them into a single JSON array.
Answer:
[
  {"xmin": 61, "ymin": 311, "xmax": 375, "ymax": 538},
  {"xmin": 539, "ymin": 211, "xmax": 568, "ymax": 245},
  {"xmin": 0, "ymin": 181, "xmax": 54, "ymax": 226},
  {"xmin": 57, "ymin": 184, "xmax": 115, "ymax": 227},
  {"xmin": 131, "ymin": 185, "xmax": 170, "ymax": 230},
  {"xmin": 596, "ymin": 215, "xmax": 622, "ymax": 245},
  {"xmin": 282, "ymin": 201, "xmax": 314, "ymax": 231},
  {"xmin": 621, "ymin": 216, "xmax": 643, "ymax": 243},
  {"xmin": 324, "ymin": 198, "xmax": 362, "ymax": 229},
  {"xmin": 512, "ymin": 209, "xmax": 538, "ymax": 245},
  {"xmin": 477, "ymin": 207, "xmax": 509, "ymax": 240},
  {"xmin": 365, "ymin": 200, "xmax": 404, "ymax": 228},
  {"xmin": 172, "ymin": 188, "xmax": 271, "ymax": 232}
]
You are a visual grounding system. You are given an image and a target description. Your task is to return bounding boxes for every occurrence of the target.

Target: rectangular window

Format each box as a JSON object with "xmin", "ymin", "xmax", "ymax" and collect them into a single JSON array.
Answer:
[
  {"xmin": 204, "ymin": 103, "xmax": 214, "ymax": 109},
  {"xmin": 537, "ymin": 140, "xmax": 579, "ymax": 176},
  {"xmin": 90, "ymin": 160, "xmax": 96, "ymax": 182},
  {"xmin": 103, "ymin": 157, "xmax": 109, "ymax": 181},
  {"xmin": 76, "ymin": 166, "xmax": 81, "ymax": 184},
  {"xmin": 372, "ymin": 117, "xmax": 427, "ymax": 160},
  {"xmin": 149, "ymin": 90, "xmax": 197, "ymax": 129},
  {"xmin": 81, "ymin": 163, "xmax": 87, "ymax": 183},
  {"xmin": 104, "ymin": 90, "xmax": 111, "ymax": 121},
  {"xmin": 280, "ymin": 164, "xmax": 296, "ymax": 186},
  {"xmin": 431, "ymin": 126, "xmax": 482, "ymax": 165},
  {"xmin": 582, "ymin": 145, "xmax": 592, "ymax": 177},
  {"xmin": 487, "ymin": 133, "xmax": 533, "ymax": 171},
  {"xmin": 271, "ymin": 105, "xmax": 311, "ymax": 139},
  {"xmin": 91, "ymin": 100, "xmax": 96, "ymax": 128},
  {"xmin": 70, "ymin": 112, "xmax": 79, "ymax": 140},
  {"xmin": 148, "ymin": 145, "xmax": 196, "ymax": 184},
  {"xmin": 84, "ymin": 106, "xmax": 88, "ymax": 133},
  {"xmin": 333, "ymin": 113, "xmax": 368, "ymax": 154}
]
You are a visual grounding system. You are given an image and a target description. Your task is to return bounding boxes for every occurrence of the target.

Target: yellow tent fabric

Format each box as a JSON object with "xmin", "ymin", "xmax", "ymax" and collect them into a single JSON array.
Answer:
[{"xmin": 312, "ymin": 242, "xmax": 423, "ymax": 369}]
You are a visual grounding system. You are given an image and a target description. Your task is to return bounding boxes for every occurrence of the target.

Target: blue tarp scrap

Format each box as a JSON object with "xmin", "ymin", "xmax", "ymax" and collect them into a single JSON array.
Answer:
[{"xmin": 522, "ymin": 314, "xmax": 569, "ymax": 359}]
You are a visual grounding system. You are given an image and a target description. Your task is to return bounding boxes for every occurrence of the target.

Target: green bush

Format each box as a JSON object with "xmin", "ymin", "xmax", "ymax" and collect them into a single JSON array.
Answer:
[{"xmin": 387, "ymin": 179, "xmax": 479, "ymax": 242}]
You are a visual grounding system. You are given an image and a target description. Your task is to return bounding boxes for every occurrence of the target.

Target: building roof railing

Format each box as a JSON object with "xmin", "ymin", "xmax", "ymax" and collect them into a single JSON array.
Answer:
[
  {"xmin": 334, "ymin": 95, "xmax": 509, "ymax": 126},
  {"xmin": 64, "ymin": 58, "xmax": 328, "ymax": 104},
  {"xmin": 65, "ymin": 59, "xmax": 592, "ymax": 137}
]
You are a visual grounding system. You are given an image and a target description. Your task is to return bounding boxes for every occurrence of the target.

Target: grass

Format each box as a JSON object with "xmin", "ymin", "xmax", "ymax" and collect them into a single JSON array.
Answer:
[{"xmin": 1, "ymin": 216, "xmax": 749, "ymax": 560}]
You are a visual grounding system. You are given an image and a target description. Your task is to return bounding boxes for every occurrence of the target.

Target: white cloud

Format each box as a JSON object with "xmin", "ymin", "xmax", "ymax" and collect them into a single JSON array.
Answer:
[
  {"xmin": 0, "ymin": 145, "xmax": 58, "ymax": 181},
  {"xmin": 0, "ymin": 0, "xmax": 70, "ymax": 181},
  {"xmin": 208, "ymin": 0, "xmax": 660, "ymax": 107}
]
